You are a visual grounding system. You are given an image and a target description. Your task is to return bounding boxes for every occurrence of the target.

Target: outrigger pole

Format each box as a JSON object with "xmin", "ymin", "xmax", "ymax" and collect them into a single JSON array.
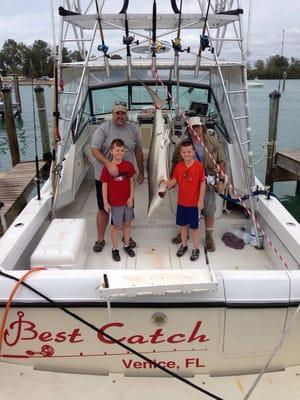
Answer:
[
  {"xmin": 151, "ymin": 0, "xmax": 157, "ymax": 77},
  {"xmin": 95, "ymin": 0, "xmax": 110, "ymax": 77},
  {"xmin": 195, "ymin": 0, "xmax": 212, "ymax": 78}
]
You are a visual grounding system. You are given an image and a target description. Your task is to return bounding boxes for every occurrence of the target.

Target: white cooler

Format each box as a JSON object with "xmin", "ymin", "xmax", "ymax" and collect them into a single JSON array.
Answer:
[{"xmin": 30, "ymin": 218, "xmax": 87, "ymax": 269}]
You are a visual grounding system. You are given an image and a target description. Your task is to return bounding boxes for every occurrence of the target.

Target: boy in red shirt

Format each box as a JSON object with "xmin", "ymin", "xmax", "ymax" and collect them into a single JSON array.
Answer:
[
  {"xmin": 163, "ymin": 140, "xmax": 206, "ymax": 261},
  {"xmin": 101, "ymin": 139, "xmax": 136, "ymax": 261}
]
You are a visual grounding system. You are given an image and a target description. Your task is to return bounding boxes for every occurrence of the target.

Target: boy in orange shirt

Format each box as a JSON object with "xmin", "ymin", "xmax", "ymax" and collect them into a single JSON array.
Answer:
[{"xmin": 163, "ymin": 140, "xmax": 206, "ymax": 261}]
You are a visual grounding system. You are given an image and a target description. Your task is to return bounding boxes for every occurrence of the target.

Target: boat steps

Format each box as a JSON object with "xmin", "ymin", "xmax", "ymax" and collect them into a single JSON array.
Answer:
[{"xmin": 98, "ymin": 269, "xmax": 217, "ymax": 300}]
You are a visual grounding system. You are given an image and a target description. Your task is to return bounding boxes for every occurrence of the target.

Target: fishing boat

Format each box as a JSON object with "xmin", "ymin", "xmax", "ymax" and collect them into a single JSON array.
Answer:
[
  {"xmin": 0, "ymin": 1, "xmax": 300, "ymax": 396},
  {"xmin": 247, "ymin": 77, "xmax": 264, "ymax": 87}
]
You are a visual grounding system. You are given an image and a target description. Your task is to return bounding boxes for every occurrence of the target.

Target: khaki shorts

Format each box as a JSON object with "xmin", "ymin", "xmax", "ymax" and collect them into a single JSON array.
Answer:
[
  {"xmin": 202, "ymin": 186, "xmax": 216, "ymax": 217},
  {"xmin": 111, "ymin": 205, "xmax": 134, "ymax": 227}
]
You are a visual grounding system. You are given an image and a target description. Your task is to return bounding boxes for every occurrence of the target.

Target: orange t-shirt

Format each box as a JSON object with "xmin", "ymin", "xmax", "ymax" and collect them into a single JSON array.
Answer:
[{"xmin": 173, "ymin": 160, "xmax": 205, "ymax": 206}]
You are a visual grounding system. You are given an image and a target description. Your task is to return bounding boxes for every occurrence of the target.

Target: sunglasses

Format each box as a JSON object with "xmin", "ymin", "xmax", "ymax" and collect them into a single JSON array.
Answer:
[
  {"xmin": 114, "ymin": 101, "xmax": 127, "ymax": 106},
  {"xmin": 183, "ymin": 168, "xmax": 192, "ymax": 181}
]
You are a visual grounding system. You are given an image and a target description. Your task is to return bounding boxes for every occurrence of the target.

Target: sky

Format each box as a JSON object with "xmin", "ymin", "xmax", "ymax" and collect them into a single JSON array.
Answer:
[{"xmin": 0, "ymin": 0, "xmax": 299, "ymax": 65}]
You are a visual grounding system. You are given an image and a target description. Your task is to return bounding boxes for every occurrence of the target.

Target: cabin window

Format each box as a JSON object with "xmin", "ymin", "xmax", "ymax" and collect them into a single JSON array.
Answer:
[{"xmin": 91, "ymin": 86, "xmax": 128, "ymax": 115}]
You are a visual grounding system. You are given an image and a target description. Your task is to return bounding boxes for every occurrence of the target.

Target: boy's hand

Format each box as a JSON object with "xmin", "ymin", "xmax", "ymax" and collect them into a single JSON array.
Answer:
[
  {"xmin": 197, "ymin": 200, "xmax": 204, "ymax": 210},
  {"xmin": 127, "ymin": 197, "xmax": 134, "ymax": 208},
  {"xmin": 104, "ymin": 203, "xmax": 111, "ymax": 213}
]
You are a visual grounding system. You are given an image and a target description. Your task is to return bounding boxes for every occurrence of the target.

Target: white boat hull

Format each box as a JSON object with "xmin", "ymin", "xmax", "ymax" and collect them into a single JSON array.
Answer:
[{"xmin": 1, "ymin": 270, "xmax": 300, "ymax": 376}]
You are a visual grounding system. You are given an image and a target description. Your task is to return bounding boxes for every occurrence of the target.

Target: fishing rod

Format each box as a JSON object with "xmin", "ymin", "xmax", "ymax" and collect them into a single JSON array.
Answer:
[
  {"xmin": 95, "ymin": 0, "xmax": 110, "ymax": 77},
  {"xmin": 121, "ymin": 1, "xmax": 139, "ymax": 79},
  {"xmin": 172, "ymin": 0, "xmax": 183, "ymax": 79},
  {"xmin": 195, "ymin": 0, "xmax": 212, "ymax": 78},
  {"xmin": 29, "ymin": 64, "xmax": 41, "ymax": 201},
  {"xmin": 50, "ymin": 56, "xmax": 61, "ymax": 212},
  {"xmin": 151, "ymin": 0, "xmax": 157, "ymax": 77}
]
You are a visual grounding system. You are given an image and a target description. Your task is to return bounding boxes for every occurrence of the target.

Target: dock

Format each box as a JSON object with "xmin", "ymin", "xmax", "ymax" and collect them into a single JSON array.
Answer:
[
  {"xmin": 271, "ymin": 149, "xmax": 300, "ymax": 193},
  {"xmin": 0, "ymin": 161, "xmax": 47, "ymax": 235}
]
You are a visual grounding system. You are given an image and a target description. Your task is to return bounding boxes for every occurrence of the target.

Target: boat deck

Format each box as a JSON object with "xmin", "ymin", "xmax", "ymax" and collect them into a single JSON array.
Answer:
[{"xmin": 56, "ymin": 178, "xmax": 274, "ymax": 272}]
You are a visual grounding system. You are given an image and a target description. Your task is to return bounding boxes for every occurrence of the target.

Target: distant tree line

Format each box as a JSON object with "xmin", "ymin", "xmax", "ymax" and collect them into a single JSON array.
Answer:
[
  {"xmin": 0, "ymin": 39, "xmax": 82, "ymax": 78},
  {"xmin": 1, "ymin": 39, "xmax": 300, "ymax": 80},
  {"xmin": 247, "ymin": 54, "xmax": 300, "ymax": 79}
]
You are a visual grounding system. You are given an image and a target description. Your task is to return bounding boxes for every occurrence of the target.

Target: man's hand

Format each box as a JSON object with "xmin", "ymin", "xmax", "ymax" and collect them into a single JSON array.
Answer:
[
  {"xmin": 106, "ymin": 161, "xmax": 119, "ymax": 177},
  {"xmin": 216, "ymin": 181, "xmax": 225, "ymax": 193},
  {"xmin": 137, "ymin": 172, "xmax": 144, "ymax": 185},
  {"xmin": 104, "ymin": 203, "xmax": 111, "ymax": 213}
]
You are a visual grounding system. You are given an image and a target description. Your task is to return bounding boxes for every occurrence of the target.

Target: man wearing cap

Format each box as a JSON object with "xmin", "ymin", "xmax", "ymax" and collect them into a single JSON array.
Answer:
[
  {"xmin": 91, "ymin": 102, "xmax": 144, "ymax": 253},
  {"xmin": 171, "ymin": 116, "xmax": 226, "ymax": 252}
]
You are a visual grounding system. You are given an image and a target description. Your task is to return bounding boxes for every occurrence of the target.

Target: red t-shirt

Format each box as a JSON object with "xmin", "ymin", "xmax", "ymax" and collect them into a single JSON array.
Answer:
[
  {"xmin": 173, "ymin": 160, "xmax": 205, "ymax": 206},
  {"xmin": 100, "ymin": 161, "xmax": 136, "ymax": 206}
]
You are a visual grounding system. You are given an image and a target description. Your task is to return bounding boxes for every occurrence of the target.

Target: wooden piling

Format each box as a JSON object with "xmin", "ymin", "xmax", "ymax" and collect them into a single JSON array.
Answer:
[
  {"xmin": 265, "ymin": 90, "xmax": 281, "ymax": 189},
  {"xmin": 2, "ymin": 87, "xmax": 20, "ymax": 166},
  {"xmin": 34, "ymin": 86, "xmax": 51, "ymax": 163},
  {"xmin": 13, "ymin": 74, "xmax": 22, "ymax": 114}
]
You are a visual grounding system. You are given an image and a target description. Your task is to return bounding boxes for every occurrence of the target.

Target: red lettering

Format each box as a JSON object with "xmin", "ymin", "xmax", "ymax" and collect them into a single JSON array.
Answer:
[
  {"xmin": 149, "ymin": 328, "xmax": 165, "ymax": 344},
  {"xmin": 55, "ymin": 331, "xmax": 67, "ymax": 343},
  {"xmin": 122, "ymin": 359, "xmax": 133, "ymax": 368},
  {"xmin": 187, "ymin": 321, "xmax": 209, "ymax": 343},
  {"xmin": 127, "ymin": 335, "xmax": 148, "ymax": 344},
  {"xmin": 167, "ymin": 333, "xmax": 186, "ymax": 343},
  {"xmin": 68, "ymin": 328, "xmax": 83, "ymax": 343},
  {"xmin": 132, "ymin": 361, "xmax": 143, "ymax": 368},
  {"xmin": 39, "ymin": 332, "xmax": 52, "ymax": 342},
  {"xmin": 4, "ymin": 312, "xmax": 38, "ymax": 346},
  {"xmin": 97, "ymin": 322, "xmax": 125, "ymax": 344}
]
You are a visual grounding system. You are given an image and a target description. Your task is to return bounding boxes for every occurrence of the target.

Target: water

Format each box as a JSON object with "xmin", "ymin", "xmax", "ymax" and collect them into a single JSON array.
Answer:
[{"xmin": 0, "ymin": 81, "xmax": 299, "ymax": 221}]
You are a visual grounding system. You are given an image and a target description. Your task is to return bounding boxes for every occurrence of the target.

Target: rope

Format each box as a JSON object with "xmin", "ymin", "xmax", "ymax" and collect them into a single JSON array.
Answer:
[
  {"xmin": 0, "ymin": 267, "xmax": 45, "ymax": 355},
  {"xmin": 0, "ymin": 269, "xmax": 223, "ymax": 400}
]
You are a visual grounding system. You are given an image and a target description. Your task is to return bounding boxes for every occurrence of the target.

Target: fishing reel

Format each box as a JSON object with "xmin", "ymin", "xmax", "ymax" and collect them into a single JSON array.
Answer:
[
  {"xmin": 172, "ymin": 38, "xmax": 190, "ymax": 53},
  {"xmin": 200, "ymin": 35, "xmax": 214, "ymax": 53},
  {"xmin": 123, "ymin": 35, "xmax": 139, "ymax": 47},
  {"xmin": 97, "ymin": 43, "xmax": 110, "ymax": 56}
]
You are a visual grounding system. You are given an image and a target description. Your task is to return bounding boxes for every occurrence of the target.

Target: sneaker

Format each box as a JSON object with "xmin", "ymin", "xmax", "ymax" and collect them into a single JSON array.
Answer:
[
  {"xmin": 112, "ymin": 249, "xmax": 121, "ymax": 262},
  {"xmin": 176, "ymin": 244, "xmax": 188, "ymax": 257},
  {"xmin": 93, "ymin": 240, "xmax": 105, "ymax": 253},
  {"xmin": 190, "ymin": 248, "xmax": 200, "ymax": 261},
  {"xmin": 124, "ymin": 246, "xmax": 135, "ymax": 257},
  {"xmin": 122, "ymin": 237, "xmax": 137, "ymax": 248}
]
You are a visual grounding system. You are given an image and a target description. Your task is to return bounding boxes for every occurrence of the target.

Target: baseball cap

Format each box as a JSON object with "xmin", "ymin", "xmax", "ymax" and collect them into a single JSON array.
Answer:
[
  {"xmin": 189, "ymin": 116, "xmax": 203, "ymax": 126},
  {"xmin": 112, "ymin": 101, "xmax": 127, "ymax": 113}
]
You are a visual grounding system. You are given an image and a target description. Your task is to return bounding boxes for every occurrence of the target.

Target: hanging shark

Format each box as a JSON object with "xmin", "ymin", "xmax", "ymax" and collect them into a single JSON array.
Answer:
[{"xmin": 143, "ymin": 84, "xmax": 170, "ymax": 218}]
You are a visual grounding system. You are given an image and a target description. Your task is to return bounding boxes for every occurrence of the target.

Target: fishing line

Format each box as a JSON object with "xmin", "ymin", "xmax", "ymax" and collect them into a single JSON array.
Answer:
[{"xmin": 0, "ymin": 269, "xmax": 223, "ymax": 400}]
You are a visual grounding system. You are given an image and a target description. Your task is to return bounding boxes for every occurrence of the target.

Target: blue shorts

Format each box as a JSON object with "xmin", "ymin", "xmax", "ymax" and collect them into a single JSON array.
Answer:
[{"xmin": 176, "ymin": 205, "xmax": 199, "ymax": 229}]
